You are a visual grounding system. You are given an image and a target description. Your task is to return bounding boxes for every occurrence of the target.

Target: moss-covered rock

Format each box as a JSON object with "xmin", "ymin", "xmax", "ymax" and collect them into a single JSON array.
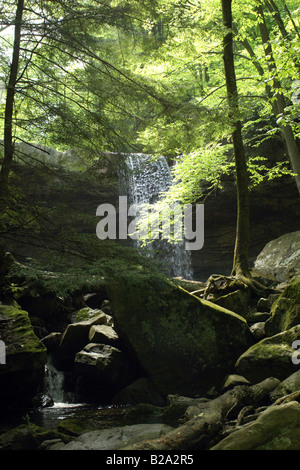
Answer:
[
  {"xmin": 75, "ymin": 307, "xmax": 111, "ymax": 323},
  {"xmin": 57, "ymin": 418, "xmax": 92, "ymax": 437},
  {"xmin": 211, "ymin": 401, "xmax": 300, "ymax": 450},
  {"xmin": 107, "ymin": 274, "xmax": 253, "ymax": 397},
  {"xmin": 0, "ymin": 423, "xmax": 71, "ymax": 450},
  {"xmin": 210, "ymin": 289, "xmax": 249, "ymax": 317},
  {"xmin": 265, "ymin": 275, "xmax": 300, "ymax": 336},
  {"xmin": 0, "ymin": 305, "xmax": 47, "ymax": 406},
  {"xmin": 235, "ymin": 325, "xmax": 300, "ymax": 383}
]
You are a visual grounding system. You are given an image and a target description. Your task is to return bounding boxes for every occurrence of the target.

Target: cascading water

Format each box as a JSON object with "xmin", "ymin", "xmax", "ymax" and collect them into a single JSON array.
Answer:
[
  {"xmin": 124, "ymin": 153, "xmax": 193, "ymax": 280},
  {"xmin": 43, "ymin": 357, "xmax": 66, "ymax": 405}
]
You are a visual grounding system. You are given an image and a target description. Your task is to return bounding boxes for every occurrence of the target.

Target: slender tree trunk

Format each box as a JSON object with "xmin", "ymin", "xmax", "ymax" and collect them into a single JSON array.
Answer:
[
  {"xmin": 0, "ymin": 0, "xmax": 25, "ymax": 200},
  {"xmin": 221, "ymin": 0, "xmax": 250, "ymax": 278},
  {"xmin": 255, "ymin": 3, "xmax": 300, "ymax": 195}
]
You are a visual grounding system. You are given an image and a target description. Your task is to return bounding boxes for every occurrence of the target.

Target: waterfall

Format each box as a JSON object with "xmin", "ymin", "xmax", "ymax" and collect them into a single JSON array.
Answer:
[
  {"xmin": 44, "ymin": 357, "xmax": 66, "ymax": 405},
  {"xmin": 124, "ymin": 153, "xmax": 193, "ymax": 280}
]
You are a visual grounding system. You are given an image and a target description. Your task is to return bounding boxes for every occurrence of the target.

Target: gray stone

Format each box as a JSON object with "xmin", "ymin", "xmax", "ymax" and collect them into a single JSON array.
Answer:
[
  {"xmin": 74, "ymin": 343, "xmax": 132, "ymax": 392},
  {"xmin": 59, "ymin": 313, "xmax": 110, "ymax": 355},
  {"xmin": 48, "ymin": 423, "xmax": 174, "ymax": 450},
  {"xmin": 88, "ymin": 324, "xmax": 119, "ymax": 345},
  {"xmin": 249, "ymin": 322, "xmax": 266, "ymax": 341},
  {"xmin": 253, "ymin": 231, "xmax": 300, "ymax": 282}
]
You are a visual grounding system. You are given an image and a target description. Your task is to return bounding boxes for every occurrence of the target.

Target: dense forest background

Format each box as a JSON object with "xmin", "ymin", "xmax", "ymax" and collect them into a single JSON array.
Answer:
[{"xmin": 0, "ymin": 0, "xmax": 299, "ymax": 291}]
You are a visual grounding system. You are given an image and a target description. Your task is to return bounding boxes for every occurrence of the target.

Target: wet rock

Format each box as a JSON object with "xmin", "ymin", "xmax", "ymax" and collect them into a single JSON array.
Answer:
[{"xmin": 31, "ymin": 393, "xmax": 54, "ymax": 408}]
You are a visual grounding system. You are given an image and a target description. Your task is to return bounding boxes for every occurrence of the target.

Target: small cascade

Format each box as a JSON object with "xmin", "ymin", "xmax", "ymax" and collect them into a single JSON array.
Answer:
[
  {"xmin": 124, "ymin": 153, "xmax": 193, "ymax": 280},
  {"xmin": 43, "ymin": 357, "xmax": 66, "ymax": 405}
]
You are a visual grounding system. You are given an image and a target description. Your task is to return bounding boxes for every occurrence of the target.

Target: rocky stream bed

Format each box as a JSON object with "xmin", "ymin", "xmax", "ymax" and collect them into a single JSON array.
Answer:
[{"xmin": 1, "ymin": 230, "xmax": 300, "ymax": 451}]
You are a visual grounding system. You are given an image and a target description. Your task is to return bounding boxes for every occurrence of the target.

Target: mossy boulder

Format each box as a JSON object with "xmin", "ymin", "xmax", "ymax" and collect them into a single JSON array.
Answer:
[
  {"xmin": 107, "ymin": 274, "xmax": 253, "ymax": 397},
  {"xmin": 265, "ymin": 275, "xmax": 300, "ymax": 336},
  {"xmin": 0, "ymin": 423, "xmax": 71, "ymax": 450},
  {"xmin": 57, "ymin": 418, "xmax": 92, "ymax": 437},
  {"xmin": 235, "ymin": 324, "xmax": 300, "ymax": 383},
  {"xmin": 0, "ymin": 305, "xmax": 47, "ymax": 406},
  {"xmin": 211, "ymin": 401, "xmax": 300, "ymax": 450}
]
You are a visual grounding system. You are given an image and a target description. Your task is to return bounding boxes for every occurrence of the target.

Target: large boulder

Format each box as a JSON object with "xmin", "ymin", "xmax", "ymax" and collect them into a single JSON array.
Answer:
[
  {"xmin": 107, "ymin": 274, "xmax": 253, "ymax": 397},
  {"xmin": 74, "ymin": 343, "xmax": 135, "ymax": 401},
  {"xmin": 235, "ymin": 324, "xmax": 300, "ymax": 383},
  {"xmin": 0, "ymin": 305, "xmax": 47, "ymax": 406},
  {"xmin": 253, "ymin": 231, "xmax": 300, "ymax": 282},
  {"xmin": 265, "ymin": 275, "xmax": 300, "ymax": 336}
]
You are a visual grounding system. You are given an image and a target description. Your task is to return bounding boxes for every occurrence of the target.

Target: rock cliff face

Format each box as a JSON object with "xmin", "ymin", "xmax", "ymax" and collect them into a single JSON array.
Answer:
[
  {"xmin": 3, "ymin": 144, "xmax": 299, "ymax": 281},
  {"xmin": 192, "ymin": 176, "xmax": 300, "ymax": 280}
]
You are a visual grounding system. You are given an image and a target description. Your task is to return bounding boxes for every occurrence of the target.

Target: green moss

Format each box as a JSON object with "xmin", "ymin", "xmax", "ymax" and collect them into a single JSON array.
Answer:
[
  {"xmin": 75, "ymin": 307, "xmax": 103, "ymax": 322},
  {"xmin": 0, "ymin": 305, "xmax": 46, "ymax": 356},
  {"xmin": 0, "ymin": 423, "xmax": 71, "ymax": 450},
  {"xmin": 57, "ymin": 418, "xmax": 93, "ymax": 437},
  {"xmin": 268, "ymin": 275, "xmax": 300, "ymax": 334}
]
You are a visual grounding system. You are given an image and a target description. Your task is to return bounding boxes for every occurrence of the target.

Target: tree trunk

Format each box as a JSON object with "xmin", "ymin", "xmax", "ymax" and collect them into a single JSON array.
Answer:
[
  {"xmin": 221, "ymin": 0, "xmax": 250, "ymax": 278},
  {"xmin": 255, "ymin": 3, "xmax": 300, "ymax": 195},
  {"xmin": 0, "ymin": 0, "xmax": 25, "ymax": 201}
]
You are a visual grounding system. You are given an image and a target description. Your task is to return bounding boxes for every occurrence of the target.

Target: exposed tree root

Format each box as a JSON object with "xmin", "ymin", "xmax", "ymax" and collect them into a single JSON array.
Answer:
[
  {"xmin": 121, "ymin": 378, "xmax": 280, "ymax": 451},
  {"xmin": 203, "ymin": 273, "xmax": 276, "ymax": 300}
]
